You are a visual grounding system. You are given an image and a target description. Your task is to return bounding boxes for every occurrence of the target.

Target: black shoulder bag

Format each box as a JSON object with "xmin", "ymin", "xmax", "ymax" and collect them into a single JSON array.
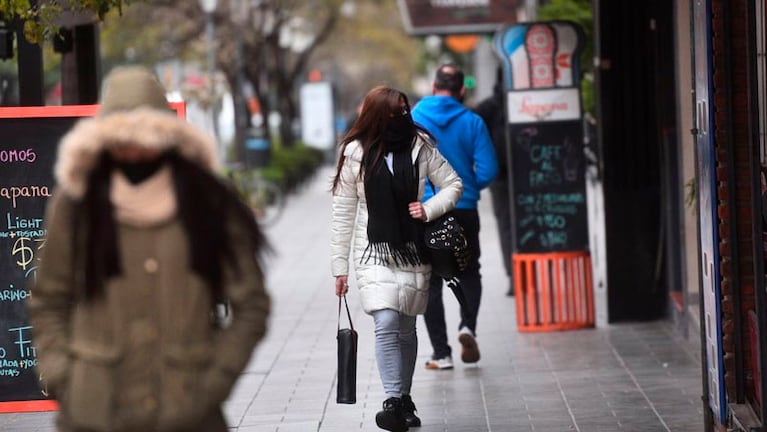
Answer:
[
  {"xmin": 423, "ymin": 183, "xmax": 470, "ymax": 279},
  {"xmin": 423, "ymin": 183, "xmax": 474, "ymax": 323}
]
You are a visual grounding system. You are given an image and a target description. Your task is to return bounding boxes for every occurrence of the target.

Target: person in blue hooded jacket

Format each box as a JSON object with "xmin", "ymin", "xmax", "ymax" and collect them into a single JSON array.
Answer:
[{"xmin": 412, "ymin": 63, "xmax": 499, "ymax": 370}]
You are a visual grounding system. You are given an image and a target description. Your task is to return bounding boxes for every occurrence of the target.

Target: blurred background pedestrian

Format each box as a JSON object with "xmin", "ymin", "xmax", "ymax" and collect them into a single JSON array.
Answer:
[
  {"xmin": 412, "ymin": 63, "xmax": 498, "ymax": 370},
  {"xmin": 28, "ymin": 65, "xmax": 271, "ymax": 432},
  {"xmin": 475, "ymin": 66, "xmax": 514, "ymax": 296}
]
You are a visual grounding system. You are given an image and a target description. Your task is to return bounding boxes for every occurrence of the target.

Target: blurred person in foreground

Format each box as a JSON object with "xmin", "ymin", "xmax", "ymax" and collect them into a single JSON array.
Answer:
[
  {"xmin": 331, "ymin": 86, "xmax": 462, "ymax": 431},
  {"xmin": 475, "ymin": 66, "xmax": 514, "ymax": 296},
  {"xmin": 412, "ymin": 63, "xmax": 498, "ymax": 370},
  {"xmin": 28, "ymin": 65, "xmax": 271, "ymax": 432}
]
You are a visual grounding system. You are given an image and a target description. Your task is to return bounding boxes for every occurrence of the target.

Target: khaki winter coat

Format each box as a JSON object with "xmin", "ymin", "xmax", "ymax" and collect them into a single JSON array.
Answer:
[
  {"xmin": 28, "ymin": 108, "xmax": 270, "ymax": 432},
  {"xmin": 331, "ymin": 134, "xmax": 462, "ymax": 315}
]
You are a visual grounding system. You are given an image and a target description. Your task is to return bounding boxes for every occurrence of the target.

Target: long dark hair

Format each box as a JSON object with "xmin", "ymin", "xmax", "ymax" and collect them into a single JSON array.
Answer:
[
  {"xmin": 332, "ymin": 86, "xmax": 414, "ymax": 192},
  {"xmin": 76, "ymin": 151, "xmax": 268, "ymax": 306}
]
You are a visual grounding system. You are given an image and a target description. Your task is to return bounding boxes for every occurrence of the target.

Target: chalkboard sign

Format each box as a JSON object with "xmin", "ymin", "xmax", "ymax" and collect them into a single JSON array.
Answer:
[
  {"xmin": 0, "ymin": 106, "xmax": 98, "ymax": 412},
  {"xmin": 0, "ymin": 103, "xmax": 186, "ymax": 412},
  {"xmin": 493, "ymin": 21, "xmax": 588, "ymax": 255},
  {"xmin": 510, "ymin": 120, "xmax": 588, "ymax": 253}
]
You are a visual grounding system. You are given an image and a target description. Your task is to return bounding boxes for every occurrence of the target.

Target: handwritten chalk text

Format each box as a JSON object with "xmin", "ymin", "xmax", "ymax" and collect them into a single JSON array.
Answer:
[
  {"xmin": 6, "ymin": 213, "xmax": 43, "ymax": 230},
  {"xmin": 8, "ymin": 326, "xmax": 35, "ymax": 358},
  {"xmin": 0, "ymin": 185, "xmax": 51, "ymax": 208},
  {"xmin": 0, "ymin": 149, "xmax": 36, "ymax": 163},
  {"xmin": 0, "ymin": 288, "xmax": 30, "ymax": 302}
]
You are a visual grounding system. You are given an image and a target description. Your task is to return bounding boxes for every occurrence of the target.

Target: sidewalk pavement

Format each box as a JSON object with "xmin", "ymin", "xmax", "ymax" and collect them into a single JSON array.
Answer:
[{"xmin": 0, "ymin": 165, "xmax": 704, "ymax": 432}]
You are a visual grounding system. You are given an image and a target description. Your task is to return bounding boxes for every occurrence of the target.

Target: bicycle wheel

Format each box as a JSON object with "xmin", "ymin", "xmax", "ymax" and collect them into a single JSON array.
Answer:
[{"xmin": 244, "ymin": 177, "xmax": 286, "ymax": 226}]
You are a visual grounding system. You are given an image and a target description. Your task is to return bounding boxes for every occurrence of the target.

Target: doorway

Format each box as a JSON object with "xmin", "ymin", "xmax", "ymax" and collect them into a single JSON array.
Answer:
[{"xmin": 594, "ymin": 0, "xmax": 680, "ymax": 321}]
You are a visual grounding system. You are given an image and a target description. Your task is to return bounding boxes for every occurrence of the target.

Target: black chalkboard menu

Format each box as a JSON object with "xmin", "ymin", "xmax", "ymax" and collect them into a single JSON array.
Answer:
[
  {"xmin": 493, "ymin": 21, "xmax": 588, "ymax": 256},
  {"xmin": 509, "ymin": 120, "xmax": 588, "ymax": 253},
  {"xmin": 0, "ymin": 105, "xmax": 98, "ymax": 412}
]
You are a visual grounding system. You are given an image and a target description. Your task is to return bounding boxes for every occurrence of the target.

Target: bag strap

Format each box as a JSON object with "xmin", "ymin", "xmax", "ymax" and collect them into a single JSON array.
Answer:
[
  {"xmin": 338, "ymin": 295, "xmax": 355, "ymax": 332},
  {"xmin": 446, "ymin": 277, "xmax": 477, "ymax": 325}
]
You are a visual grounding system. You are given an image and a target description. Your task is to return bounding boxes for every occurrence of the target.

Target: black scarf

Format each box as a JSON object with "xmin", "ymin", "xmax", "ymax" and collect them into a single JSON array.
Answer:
[
  {"xmin": 113, "ymin": 154, "xmax": 169, "ymax": 184},
  {"xmin": 362, "ymin": 137, "xmax": 424, "ymax": 266}
]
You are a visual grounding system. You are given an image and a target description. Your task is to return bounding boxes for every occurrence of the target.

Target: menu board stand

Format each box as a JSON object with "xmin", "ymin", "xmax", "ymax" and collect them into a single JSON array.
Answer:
[{"xmin": 494, "ymin": 21, "xmax": 594, "ymax": 331}]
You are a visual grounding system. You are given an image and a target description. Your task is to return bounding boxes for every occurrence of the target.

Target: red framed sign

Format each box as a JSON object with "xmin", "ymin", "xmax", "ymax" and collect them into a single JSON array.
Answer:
[{"xmin": 0, "ymin": 102, "xmax": 185, "ymax": 413}]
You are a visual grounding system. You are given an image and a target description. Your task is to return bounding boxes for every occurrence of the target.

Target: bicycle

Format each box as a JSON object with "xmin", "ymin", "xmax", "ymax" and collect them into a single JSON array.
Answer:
[{"xmin": 225, "ymin": 162, "xmax": 286, "ymax": 227}]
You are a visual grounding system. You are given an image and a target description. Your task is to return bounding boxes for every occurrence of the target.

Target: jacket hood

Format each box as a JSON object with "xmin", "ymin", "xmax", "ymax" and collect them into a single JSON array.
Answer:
[
  {"xmin": 413, "ymin": 95, "xmax": 467, "ymax": 128},
  {"xmin": 55, "ymin": 108, "xmax": 219, "ymax": 199}
]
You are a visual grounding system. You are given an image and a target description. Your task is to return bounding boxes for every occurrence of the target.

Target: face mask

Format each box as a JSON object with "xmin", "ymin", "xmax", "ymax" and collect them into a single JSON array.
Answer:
[
  {"xmin": 115, "ymin": 157, "xmax": 166, "ymax": 184},
  {"xmin": 384, "ymin": 113, "xmax": 416, "ymax": 150}
]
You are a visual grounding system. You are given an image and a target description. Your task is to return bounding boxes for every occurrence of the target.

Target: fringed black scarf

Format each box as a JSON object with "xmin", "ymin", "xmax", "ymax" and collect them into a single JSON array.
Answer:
[{"xmin": 362, "ymin": 139, "xmax": 424, "ymax": 267}]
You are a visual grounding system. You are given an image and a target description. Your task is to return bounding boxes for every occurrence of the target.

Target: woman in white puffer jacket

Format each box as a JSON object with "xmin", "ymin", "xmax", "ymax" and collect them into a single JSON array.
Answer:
[{"xmin": 331, "ymin": 86, "xmax": 462, "ymax": 432}]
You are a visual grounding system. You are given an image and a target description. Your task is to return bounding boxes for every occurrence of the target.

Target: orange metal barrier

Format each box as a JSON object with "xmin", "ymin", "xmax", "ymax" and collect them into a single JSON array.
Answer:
[{"xmin": 513, "ymin": 251, "xmax": 594, "ymax": 332}]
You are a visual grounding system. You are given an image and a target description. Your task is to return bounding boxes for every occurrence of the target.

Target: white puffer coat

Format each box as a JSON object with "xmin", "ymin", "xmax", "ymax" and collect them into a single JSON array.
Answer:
[{"xmin": 331, "ymin": 134, "xmax": 463, "ymax": 316}]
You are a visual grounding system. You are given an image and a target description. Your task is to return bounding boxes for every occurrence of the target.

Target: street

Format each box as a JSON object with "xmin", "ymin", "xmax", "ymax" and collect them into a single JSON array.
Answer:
[{"xmin": 0, "ymin": 165, "xmax": 704, "ymax": 431}]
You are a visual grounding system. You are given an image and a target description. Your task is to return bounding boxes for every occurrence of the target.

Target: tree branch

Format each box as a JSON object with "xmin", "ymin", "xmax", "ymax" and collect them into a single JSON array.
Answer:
[{"xmin": 289, "ymin": 5, "xmax": 338, "ymax": 83}]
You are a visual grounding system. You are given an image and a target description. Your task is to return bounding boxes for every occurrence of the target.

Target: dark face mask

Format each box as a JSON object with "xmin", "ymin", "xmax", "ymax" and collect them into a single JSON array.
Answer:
[
  {"xmin": 114, "ymin": 157, "xmax": 167, "ymax": 184},
  {"xmin": 384, "ymin": 113, "xmax": 416, "ymax": 151}
]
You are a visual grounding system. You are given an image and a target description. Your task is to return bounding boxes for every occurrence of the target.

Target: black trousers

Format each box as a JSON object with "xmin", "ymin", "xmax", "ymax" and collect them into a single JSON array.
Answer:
[{"xmin": 423, "ymin": 209, "xmax": 482, "ymax": 360}]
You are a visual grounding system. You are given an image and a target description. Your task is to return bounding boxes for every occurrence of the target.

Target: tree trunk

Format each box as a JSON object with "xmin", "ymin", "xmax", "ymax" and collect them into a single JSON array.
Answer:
[
  {"xmin": 268, "ymin": 35, "xmax": 296, "ymax": 147},
  {"xmin": 224, "ymin": 70, "xmax": 249, "ymax": 165},
  {"xmin": 277, "ymin": 78, "xmax": 295, "ymax": 147}
]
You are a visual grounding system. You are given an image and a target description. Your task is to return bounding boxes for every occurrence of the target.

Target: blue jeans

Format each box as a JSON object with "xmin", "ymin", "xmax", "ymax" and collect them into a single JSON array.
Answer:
[
  {"xmin": 423, "ymin": 209, "xmax": 483, "ymax": 359},
  {"xmin": 372, "ymin": 309, "xmax": 418, "ymax": 398}
]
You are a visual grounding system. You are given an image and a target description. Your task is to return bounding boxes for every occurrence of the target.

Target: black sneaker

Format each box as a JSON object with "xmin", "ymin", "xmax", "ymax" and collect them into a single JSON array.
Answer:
[
  {"xmin": 375, "ymin": 397, "xmax": 409, "ymax": 432},
  {"xmin": 401, "ymin": 394, "xmax": 421, "ymax": 427}
]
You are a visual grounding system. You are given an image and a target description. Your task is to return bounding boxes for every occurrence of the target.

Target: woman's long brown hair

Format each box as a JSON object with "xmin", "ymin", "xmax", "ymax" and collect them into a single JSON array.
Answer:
[{"xmin": 331, "ymin": 86, "xmax": 412, "ymax": 192}]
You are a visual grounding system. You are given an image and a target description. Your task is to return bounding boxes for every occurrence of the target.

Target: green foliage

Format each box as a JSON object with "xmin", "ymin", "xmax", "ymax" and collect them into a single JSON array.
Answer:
[
  {"xmin": 98, "ymin": 3, "xmax": 170, "ymax": 70},
  {"xmin": 265, "ymin": 143, "xmax": 325, "ymax": 189},
  {"xmin": 0, "ymin": 0, "xmax": 137, "ymax": 43},
  {"xmin": 538, "ymin": 0, "xmax": 594, "ymax": 116},
  {"xmin": 538, "ymin": 0, "xmax": 593, "ymax": 35},
  {"xmin": 225, "ymin": 142, "xmax": 325, "ymax": 192}
]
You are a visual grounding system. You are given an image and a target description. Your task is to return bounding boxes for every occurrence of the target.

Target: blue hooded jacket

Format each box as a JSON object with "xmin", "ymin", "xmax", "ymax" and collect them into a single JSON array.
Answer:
[{"xmin": 412, "ymin": 95, "xmax": 498, "ymax": 209}]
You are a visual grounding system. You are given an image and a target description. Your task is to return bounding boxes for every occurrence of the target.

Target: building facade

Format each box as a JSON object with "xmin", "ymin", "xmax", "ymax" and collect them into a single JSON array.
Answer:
[
  {"xmin": 621, "ymin": 0, "xmax": 767, "ymax": 429},
  {"xmin": 694, "ymin": 1, "xmax": 767, "ymax": 429}
]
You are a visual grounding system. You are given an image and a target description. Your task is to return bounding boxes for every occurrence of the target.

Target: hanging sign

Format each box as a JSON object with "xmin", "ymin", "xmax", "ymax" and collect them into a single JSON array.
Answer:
[{"xmin": 397, "ymin": 0, "xmax": 518, "ymax": 35}]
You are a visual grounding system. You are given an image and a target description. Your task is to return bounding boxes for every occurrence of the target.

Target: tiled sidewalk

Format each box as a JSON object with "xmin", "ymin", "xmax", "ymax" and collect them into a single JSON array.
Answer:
[{"xmin": 0, "ymin": 166, "xmax": 704, "ymax": 431}]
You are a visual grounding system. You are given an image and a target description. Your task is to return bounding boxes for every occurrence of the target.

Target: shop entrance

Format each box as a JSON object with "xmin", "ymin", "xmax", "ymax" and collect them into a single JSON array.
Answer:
[{"xmin": 593, "ymin": 0, "xmax": 682, "ymax": 321}]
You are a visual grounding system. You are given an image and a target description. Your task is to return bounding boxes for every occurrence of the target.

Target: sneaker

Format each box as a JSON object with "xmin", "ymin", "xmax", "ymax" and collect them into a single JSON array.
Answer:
[
  {"xmin": 424, "ymin": 356, "xmax": 453, "ymax": 370},
  {"xmin": 375, "ymin": 397, "xmax": 408, "ymax": 432},
  {"xmin": 458, "ymin": 327, "xmax": 480, "ymax": 363},
  {"xmin": 400, "ymin": 394, "xmax": 421, "ymax": 428}
]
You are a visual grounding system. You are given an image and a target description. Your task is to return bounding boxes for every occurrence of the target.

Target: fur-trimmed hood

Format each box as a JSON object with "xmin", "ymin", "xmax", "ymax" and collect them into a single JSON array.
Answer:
[{"xmin": 54, "ymin": 107, "xmax": 219, "ymax": 199}]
